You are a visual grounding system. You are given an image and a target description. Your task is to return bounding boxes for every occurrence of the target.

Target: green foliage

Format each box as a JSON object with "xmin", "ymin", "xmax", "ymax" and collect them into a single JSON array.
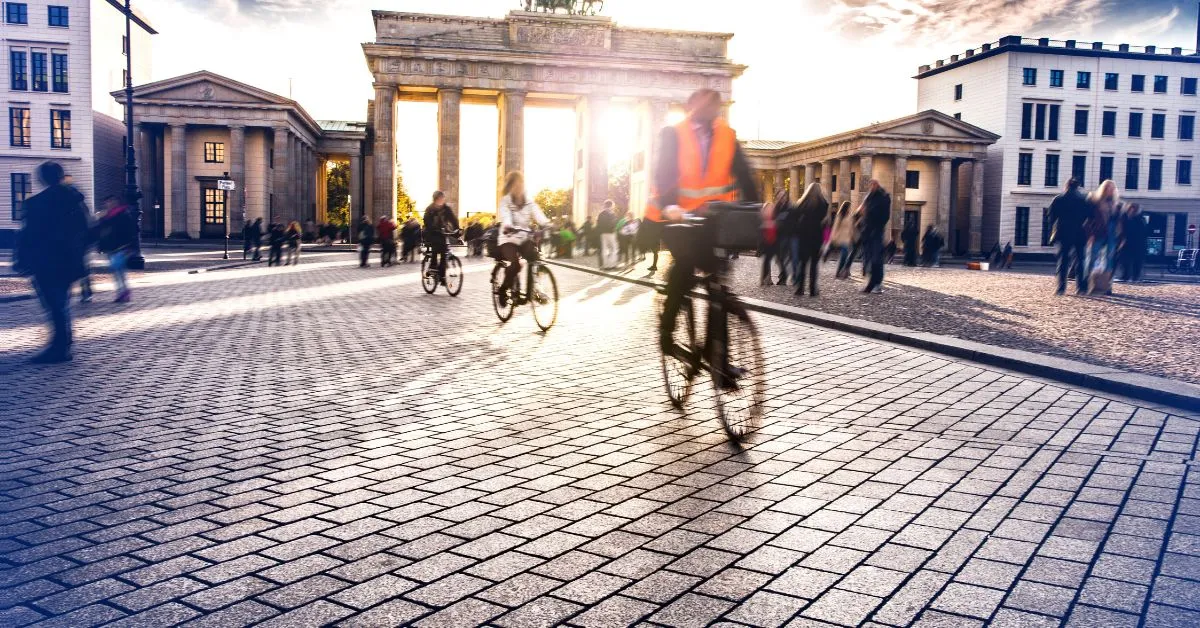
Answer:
[
  {"xmin": 534, "ymin": 188, "xmax": 573, "ymax": 221},
  {"xmin": 325, "ymin": 162, "xmax": 350, "ymax": 227},
  {"xmin": 396, "ymin": 167, "xmax": 418, "ymax": 223},
  {"xmin": 608, "ymin": 161, "xmax": 630, "ymax": 212},
  {"xmin": 462, "ymin": 213, "xmax": 496, "ymax": 228}
]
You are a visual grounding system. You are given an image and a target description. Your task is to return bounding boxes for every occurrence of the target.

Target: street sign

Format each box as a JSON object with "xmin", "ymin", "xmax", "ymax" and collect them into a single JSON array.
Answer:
[
  {"xmin": 217, "ymin": 179, "xmax": 236, "ymax": 191},
  {"xmin": 1190, "ymin": 224, "xmax": 1197, "ymax": 235}
]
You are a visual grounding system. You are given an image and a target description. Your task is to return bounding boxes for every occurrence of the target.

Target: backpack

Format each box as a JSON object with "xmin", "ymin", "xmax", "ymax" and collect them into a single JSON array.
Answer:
[{"xmin": 483, "ymin": 225, "xmax": 500, "ymax": 259}]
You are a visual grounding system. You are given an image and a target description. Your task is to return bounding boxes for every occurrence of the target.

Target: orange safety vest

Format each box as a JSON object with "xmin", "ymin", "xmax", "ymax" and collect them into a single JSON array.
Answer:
[{"xmin": 645, "ymin": 118, "xmax": 738, "ymax": 222}]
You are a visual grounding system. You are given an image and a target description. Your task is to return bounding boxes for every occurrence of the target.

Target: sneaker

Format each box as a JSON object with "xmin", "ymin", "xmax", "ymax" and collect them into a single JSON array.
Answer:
[
  {"xmin": 115, "ymin": 290, "xmax": 131, "ymax": 303},
  {"xmin": 1055, "ymin": 288, "xmax": 1066, "ymax": 296},
  {"xmin": 498, "ymin": 290, "xmax": 509, "ymax": 307}
]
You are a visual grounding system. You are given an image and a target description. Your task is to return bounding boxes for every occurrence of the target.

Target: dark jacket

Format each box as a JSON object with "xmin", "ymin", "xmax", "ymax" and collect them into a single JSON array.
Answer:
[
  {"xmin": 95, "ymin": 204, "xmax": 137, "ymax": 255},
  {"xmin": 14, "ymin": 183, "xmax": 90, "ymax": 283},
  {"xmin": 268, "ymin": 224, "xmax": 286, "ymax": 247},
  {"xmin": 862, "ymin": 189, "xmax": 891, "ymax": 240},
  {"xmin": 792, "ymin": 185, "xmax": 828, "ymax": 252},
  {"xmin": 1122, "ymin": 212, "xmax": 1148, "ymax": 254},
  {"xmin": 596, "ymin": 209, "xmax": 617, "ymax": 234},
  {"xmin": 423, "ymin": 204, "xmax": 459, "ymax": 242},
  {"xmin": 357, "ymin": 220, "xmax": 375, "ymax": 244},
  {"xmin": 651, "ymin": 122, "xmax": 760, "ymax": 209},
  {"xmin": 1048, "ymin": 188, "xmax": 1089, "ymax": 244}
]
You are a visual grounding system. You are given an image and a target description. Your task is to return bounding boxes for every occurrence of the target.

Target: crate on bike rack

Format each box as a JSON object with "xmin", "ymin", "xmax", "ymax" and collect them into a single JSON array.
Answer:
[{"xmin": 708, "ymin": 201, "xmax": 764, "ymax": 252}]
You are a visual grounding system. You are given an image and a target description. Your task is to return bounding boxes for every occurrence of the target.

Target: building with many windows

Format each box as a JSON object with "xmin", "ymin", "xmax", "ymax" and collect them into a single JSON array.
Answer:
[
  {"xmin": 0, "ymin": 0, "xmax": 154, "ymax": 243},
  {"xmin": 917, "ymin": 36, "xmax": 1200, "ymax": 257}
]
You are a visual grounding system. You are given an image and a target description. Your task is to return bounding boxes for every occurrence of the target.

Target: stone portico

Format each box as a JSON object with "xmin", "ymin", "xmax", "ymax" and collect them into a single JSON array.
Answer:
[
  {"xmin": 744, "ymin": 111, "xmax": 999, "ymax": 254},
  {"xmin": 362, "ymin": 10, "xmax": 745, "ymax": 224},
  {"xmin": 115, "ymin": 72, "xmax": 366, "ymax": 239}
]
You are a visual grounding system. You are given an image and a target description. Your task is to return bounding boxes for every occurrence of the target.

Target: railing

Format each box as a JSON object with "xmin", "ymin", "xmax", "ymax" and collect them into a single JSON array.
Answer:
[{"xmin": 918, "ymin": 36, "xmax": 1200, "ymax": 74}]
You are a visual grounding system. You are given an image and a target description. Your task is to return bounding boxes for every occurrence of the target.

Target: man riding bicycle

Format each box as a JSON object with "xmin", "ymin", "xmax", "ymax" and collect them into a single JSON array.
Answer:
[
  {"xmin": 423, "ymin": 191, "xmax": 460, "ymax": 283},
  {"xmin": 649, "ymin": 88, "xmax": 760, "ymax": 351}
]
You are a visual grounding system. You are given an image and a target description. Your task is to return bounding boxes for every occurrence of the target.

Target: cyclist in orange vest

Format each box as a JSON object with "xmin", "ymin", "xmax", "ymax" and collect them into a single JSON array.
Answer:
[{"xmin": 652, "ymin": 88, "xmax": 759, "ymax": 350}]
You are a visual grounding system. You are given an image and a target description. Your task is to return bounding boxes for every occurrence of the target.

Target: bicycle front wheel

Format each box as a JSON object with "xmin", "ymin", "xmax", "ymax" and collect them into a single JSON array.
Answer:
[
  {"xmin": 444, "ymin": 255, "xmax": 463, "ymax": 297},
  {"xmin": 712, "ymin": 309, "xmax": 764, "ymax": 442},
  {"xmin": 660, "ymin": 295, "xmax": 697, "ymax": 409},
  {"xmin": 420, "ymin": 257, "xmax": 438, "ymax": 294},
  {"xmin": 492, "ymin": 264, "xmax": 515, "ymax": 323},
  {"xmin": 530, "ymin": 264, "xmax": 559, "ymax": 331}
]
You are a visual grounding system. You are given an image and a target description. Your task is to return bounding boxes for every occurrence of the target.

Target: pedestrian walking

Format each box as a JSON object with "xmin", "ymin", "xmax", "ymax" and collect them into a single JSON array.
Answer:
[
  {"xmin": 285, "ymin": 221, "xmax": 302, "ymax": 265},
  {"xmin": 249, "ymin": 218, "xmax": 264, "ymax": 261},
  {"xmin": 579, "ymin": 217, "xmax": 594, "ymax": 256},
  {"xmin": 267, "ymin": 222, "xmax": 285, "ymax": 266},
  {"xmin": 242, "ymin": 221, "xmax": 254, "ymax": 260},
  {"xmin": 1002, "ymin": 242, "xmax": 1014, "ymax": 269},
  {"xmin": 619, "ymin": 212, "xmax": 639, "ymax": 265},
  {"xmin": 377, "ymin": 215, "xmax": 397, "ymax": 267},
  {"xmin": 1085, "ymin": 180, "xmax": 1119, "ymax": 295},
  {"xmin": 921, "ymin": 226, "xmax": 944, "ymax": 267},
  {"xmin": 1119, "ymin": 203, "xmax": 1147, "ymax": 282},
  {"xmin": 597, "ymin": 200, "xmax": 619, "ymax": 269},
  {"xmin": 859, "ymin": 180, "xmax": 891, "ymax": 294},
  {"xmin": 792, "ymin": 183, "xmax": 828, "ymax": 297},
  {"xmin": 94, "ymin": 195, "xmax": 137, "ymax": 303},
  {"xmin": 759, "ymin": 190, "xmax": 789, "ymax": 285},
  {"xmin": 400, "ymin": 217, "xmax": 420, "ymax": 263},
  {"xmin": 829, "ymin": 202, "xmax": 855, "ymax": 278},
  {"xmin": 357, "ymin": 215, "xmax": 375, "ymax": 267},
  {"xmin": 1048, "ymin": 179, "xmax": 1090, "ymax": 295},
  {"xmin": 902, "ymin": 220, "xmax": 919, "ymax": 266},
  {"xmin": 12, "ymin": 161, "xmax": 91, "ymax": 363}
]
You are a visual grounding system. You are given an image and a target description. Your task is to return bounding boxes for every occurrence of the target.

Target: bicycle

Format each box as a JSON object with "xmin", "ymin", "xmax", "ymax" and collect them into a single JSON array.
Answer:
[
  {"xmin": 421, "ymin": 230, "xmax": 464, "ymax": 297},
  {"xmin": 659, "ymin": 215, "xmax": 766, "ymax": 442},
  {"xmin": 491, "ymin": 228, "xmax": 559, "ymax": 331}
]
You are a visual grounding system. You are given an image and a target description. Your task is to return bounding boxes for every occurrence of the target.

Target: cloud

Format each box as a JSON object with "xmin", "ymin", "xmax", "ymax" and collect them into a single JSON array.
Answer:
[
  {"xmin": 173, "ymin": 0, "xmax": 326, "ymax": 20},
  {"xmin": 1112, "ymin": 6, "xmax": 1180, "ymax": 41},
  {"xmin": 826, "ymin": 0, "xmax": 1109, "ymax": 45}
]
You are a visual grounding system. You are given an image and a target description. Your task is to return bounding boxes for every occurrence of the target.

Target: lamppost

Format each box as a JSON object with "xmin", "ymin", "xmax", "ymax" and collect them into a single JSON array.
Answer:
[{"xmin": 122, "ymin": 0, "xmax": 145, "ymax": 269}]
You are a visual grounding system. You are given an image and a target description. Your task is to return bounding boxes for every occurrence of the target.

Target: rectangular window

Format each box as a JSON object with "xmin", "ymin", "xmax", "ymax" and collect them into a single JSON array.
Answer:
[
  {"xmin": 1041, "ymin": 208, "xmax": 1052, "ymax": 246},
  {"xmin": 1048, "ymin": 104, "xmax": 1060, "ymax": 141},
  {"xmin": 6, "ymin": 3, "xmax": 27, "ymax": 24},
  {"xmin": 832, "ymin": 175, "xmax": 838, "ymax": 191},
  {"xmin": 1131, "ymin": 74, "xmax": 1145, "ymax": 92},
  {"xmin": 1017, "ymin": 153, "xmax": 1033, "ymax": 185},
  {"xmin": 1179, "ymin": 159, "xmax": 1193, "ymax": 185},
  {"xmin": 204, "ymin": 142, "xmax": 225, "ymax": 163},
  {"xmin": 954, "ymin": 84, "xmax": 962, "ymax": 101},
  {"xmin": 1074, "ymin": 109, "xmax": 1089, "ymax": 135},
  {"xmin": 10, "ymin": 172, "xmax": 30, "ymax": 221},
  {"xmin": 1077, "ymin": 71, "xmax": 1091, "ymax": 89},
  {"xmin": 9, "ymin": 50, "xmax": 26, "ymax": 91},
  {"xmin": 1035, "ymin": 103, "xmax": 1047, "ymax": 140},
  {"xmin": 1104, "ymin": 73, "xmax": 1119, "ymax": 90},
  {"xmin": 268, "ymin": 149, "xmax": 274, "ymax": 169},
  {"xmin": 1184, "ymin": 78, "xmax": 1199, "ymax": 96},
  {"xmin": 31, "ymin": 52, "xmax": 45, "ymax": 91},
  {"xmin": 47, "ymin": 5, "xmax": 67, "ymax": 27},
  {"xmin": 1021, "ymin": 103, "xmax": 1033, "ymax": 139},
  {"xmin": 1015, "ymin": 207, "xmax": 1030, "ymax": 246},
  {"xmin": 1148, "ymin": 159, "xmax": 1163, "ymax": 190},
  {"xmin": 1129, "ymin": 112, "xmax": 1143, "ymax": 138},
  {"xmin": 9, "ymin": 107, "xmax": 30, "ymax": 147},
  {"xmin": 1174, "ymin": 213, "xmax": 1189, "ymax": 246},
  {"xmin": 1125, "ymin": 157, "xmax": 1140, "ymax": 190},
  {"xmin": 1180, "ymin": 115, "xmax": 1196, "ymax": 141},
  {"xmin": 51, "ymin": 53, "xmax": 68, "ymax": 92},
  {"xmin": 1072, "ymin": 155, "xmax": 1087, "ymax": 186},
  {"xmin": 1154, "ymin": 75, "xmax": 1168, "ymax": 94},
  {"xmin": 1151, "ymin": 113, "xmax": 1166, "ymax": 139},
  {"xmin": 905, "ymin": 170, "xmax": 920, "ymax": 189},
  {"xmin": 1100, "ymin": 156, "xmax": 1114, "ymax": 181},
  {"xmin": 953, "ymin": 112, "xmax": 961, "ymax": 120},
  {"xmin": 1050, "ymin": 69, "xmax": 1064, "ymax": 88},
  {"xmin": 1044, "ymin": 154, "xmax": 1060, "ymax": 187},
  {"xmin": 1023, "ymin": 68, "xmax": 1037, "ymax": 86},
  {"xmin": 50, "ymin": 109, "xmax": 70, "ymax": 149},
  {"xmin": 1102, "ymin": 111, "xmax": 1117, "ymax": 136}
]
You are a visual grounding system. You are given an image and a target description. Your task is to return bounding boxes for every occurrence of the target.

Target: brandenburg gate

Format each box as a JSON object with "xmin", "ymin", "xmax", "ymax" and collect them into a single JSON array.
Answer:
[{"xmin": 361, "ymin": 7, "xmax": 745, "ymax": 222}]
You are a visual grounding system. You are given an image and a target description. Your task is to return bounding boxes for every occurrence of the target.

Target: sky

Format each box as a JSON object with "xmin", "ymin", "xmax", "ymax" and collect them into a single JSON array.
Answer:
[{"xmin": 137, "ymin": 0, "xmax": 1200, "ymax": 213}]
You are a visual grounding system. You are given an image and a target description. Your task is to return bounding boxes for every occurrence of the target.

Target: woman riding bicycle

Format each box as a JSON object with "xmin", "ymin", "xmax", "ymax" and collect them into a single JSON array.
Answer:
[{"xmin": 497, "ymin": 171, "xmax": 550, "ymax": 307}]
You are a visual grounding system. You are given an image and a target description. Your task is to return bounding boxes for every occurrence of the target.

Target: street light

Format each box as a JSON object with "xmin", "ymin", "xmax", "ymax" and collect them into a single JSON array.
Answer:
[{"xmin": 122, "ymin": 0, "xmax": 145, "ymax": 270}]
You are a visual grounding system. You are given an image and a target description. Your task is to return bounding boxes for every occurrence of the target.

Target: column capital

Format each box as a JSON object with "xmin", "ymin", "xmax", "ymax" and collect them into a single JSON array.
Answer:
[{"xmin": 229, "ymin": 123, "xmax": 246, "ymax": 130}]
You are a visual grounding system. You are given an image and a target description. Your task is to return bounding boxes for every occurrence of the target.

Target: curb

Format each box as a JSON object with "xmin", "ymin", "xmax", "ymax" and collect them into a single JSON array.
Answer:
[
  {"xmin": 0, "ymin": 292, "xmax": 33, "ymax": 304},
  {"xmin": 545, "ymin": 259, "xmax": 1200, "ymax": 412},
  {"xmin": 187, "ymin": 260, "xmax": 260, "ymax": 274}
]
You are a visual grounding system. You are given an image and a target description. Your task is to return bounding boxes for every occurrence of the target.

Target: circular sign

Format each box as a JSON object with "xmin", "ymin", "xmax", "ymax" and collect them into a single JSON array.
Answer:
[{"xmin": 1190, "ymin": 224, "xmax": 1198, "ymax": 234}]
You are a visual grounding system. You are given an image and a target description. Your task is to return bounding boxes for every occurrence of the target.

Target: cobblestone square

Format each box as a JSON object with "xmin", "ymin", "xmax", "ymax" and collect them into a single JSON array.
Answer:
[{"xmin": 1, "ymin": 256, "xmax": 1198, "ymax": 627}]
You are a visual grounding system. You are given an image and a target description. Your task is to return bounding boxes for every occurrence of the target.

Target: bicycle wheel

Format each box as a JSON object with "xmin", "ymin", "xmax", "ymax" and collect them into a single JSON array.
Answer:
[
  {"xmin": 444, "ymin": 255, "xmax": 463, "ymax": 297},
  {"xmin": 530, "ymin": 264, "xmax": 559, "ymax": 331},
  {"xmin": 660, "ymin": 295, "xmax": 697, "ymax": 409},
  {"xmin": 711, "ymin": 309, "xmax": 765, "ymax": 442},
  {"xmin": 491, "ymin": 264, "xmax": 515, "ymax": 322},
  {"xmin": 420, "ymin": 256, "xmax": 438, "ymax": 294}
]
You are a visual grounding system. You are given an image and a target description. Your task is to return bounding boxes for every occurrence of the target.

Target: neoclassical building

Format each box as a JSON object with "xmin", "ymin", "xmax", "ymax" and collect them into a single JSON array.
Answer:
[
  {"xmin": 744, "ymin": 111, "xmax": 999, "ymax": 252},
  {"xmin": 114, "ymin": 72, "xmax": 365, "ymax": 238}
]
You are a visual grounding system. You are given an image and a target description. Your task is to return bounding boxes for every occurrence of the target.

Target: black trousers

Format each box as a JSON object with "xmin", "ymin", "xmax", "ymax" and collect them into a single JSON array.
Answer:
[
  {"xmin": 427, "ymin": 240, "xmax": 449, "ymax": 277},
  {"xmin": 499, "ymin": 241, "xmax": 538, "ymax": 294},
  {"xmin": 795, "ymin": 251, "xmax": 819, "ymax": 294},
  {"xmin": 380, "ymin": 240, "xmax": 397, "ymax": 266},
  {"xmin": 1057, "ymin": 240, "xmax": 1087, "ymax": 292},
  {"xmin": 359, "ymin": 241, "xmax": 373, "ymax": 267},
  {"xmin": 268, "ymin": 245, "xmax": 283, "ymax": 266},
  {"xmin": 34, "ymin": 277, "xmax": 72, "ymax": 354},
  {"xmin": 661, "ymin": 222, "xmax": 717, "ymax": 343},
  {"xmin": 863, "ymin": 236, "xmax": 885, "ymax": 291}
]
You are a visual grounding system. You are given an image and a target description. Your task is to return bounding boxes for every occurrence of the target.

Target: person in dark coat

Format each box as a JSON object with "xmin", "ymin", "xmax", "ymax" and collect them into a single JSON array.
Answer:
[
  {"xmin": 266, "ymin": 222, "xmax": 286, "ymax": 266},
  {"xmin": 94, "ymin": 195, "xmax": 137, "ymax": 302},
  {"xmin": 357, "ymin": 215, "xmax": 375, "ymax": 267},
  {"xmin": 249, "ymin": 218, "xmax": 263, "ymax": 261},
  {"xmin": 12, "ymin": 162, "xmax": 91, "ymax": 363},
  {"xmin": 760, "ymin": 190, "xmax": 789, "ymax": 286},
  {"xmin": 859, "ymin": 180, "xmax": 892, "ymax": 294},
  {"xmin": 1119, "ymin": 203, "xmax": 1147, "ymax": 282},
  {"xmin": 424, "ymin": 191, "xmax": 461, "ymax": 281},
  {"xmin": 901, "ymin": 221, "xmax": 919, "ymax": 266},
  {"xmin": 792, "ymin": 183, "xmax": 828, "ymax": 296},
  {"xmin": 1048, "ymin": 177, "xmax": 1091, "ymax": 294}
]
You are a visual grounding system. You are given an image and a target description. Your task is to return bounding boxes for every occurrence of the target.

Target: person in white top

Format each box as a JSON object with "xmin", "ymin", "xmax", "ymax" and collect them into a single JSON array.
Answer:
[{"xmin": 497, "ymin": 171, "xmax": 551, "ymax": 306}]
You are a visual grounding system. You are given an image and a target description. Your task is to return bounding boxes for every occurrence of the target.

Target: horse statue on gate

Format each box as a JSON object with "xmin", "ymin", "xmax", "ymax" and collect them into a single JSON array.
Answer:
[
  {"xmin": 532, "ymin": 0, "xmax": 576, "ymax": 14},
  {"xmin": 581, "ymin": 0, "xmax": 604, "ymax": 15}
]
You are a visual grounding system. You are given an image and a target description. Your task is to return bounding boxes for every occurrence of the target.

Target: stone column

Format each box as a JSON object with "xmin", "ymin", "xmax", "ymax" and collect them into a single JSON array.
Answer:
[
  {"xmin": 169, "ymin": 123, "xmax": 188, "ymax": 238},
  {"xmin": 272, "ymin": 126, "xmax": 289, "ymax": 223},
  {"xmin": 135, "ymin": 124, "xmax": 153, "ymax": 224},
  {"xmin": 804, "ymin": 163, "xmax": 816, "ymax": 196},
  {"xmin": 228, "ymin": 125, "xmax": 246, "ymax": 232},
  {"xmin": 821, "ymin": 160, "xmax": 836, "ymax": 195},
  {"xmin": 437, "ymin": 88, "xmax": 462, "ymax": 211},
  {"xmin": 373, "ymin": 83, "xmax": 397, "ymax": 219},
  {"xmin": 305, "ymin": 145, "xmax": 314, "ymax": 221},
  {"xmin": 891, "ymin": 155, "xmax": 908, "ymax": 241},
  {"xmin": 970, "ymin": 159, "xmax": 985, "ymax": 254},
  {"xmin": 496, "ymin": 90, "xmax": 525, "ymax": 205},
  {"xmin": 586, "ymin": 94, "xmax": 610, "ymax": 215},
  {"xmin": 937, "ymin": 158, "xmax": 953, "ymax": 236},
  {"xmin": 838, "ymin": 159, "xmax": 852, "ymax": 207},
  {"xmin": 788, "ymin": 166, "xmax": 802, "ymax": 202},
  {"xmin": 772, "ymin": 170, "xmax": 785, "ymax": 202},
  {"xmin": 854, "ymin": 154, "xmax": 874, "ymax": 210},
  {"xmin": 316, "ymin": 155, "xmax": 327, "ymax": 224},
  {"xmin": 349, "ymin": 153, "xmax": 362, "ymax": 225}
]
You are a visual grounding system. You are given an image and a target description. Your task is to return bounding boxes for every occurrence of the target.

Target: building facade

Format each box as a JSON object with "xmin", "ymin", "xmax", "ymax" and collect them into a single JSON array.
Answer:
[
  {"xmin": 917, "ymin": 36, "xmax": 1200, "ymax": 256},
  {"xmin": 0, "ymin": 0, "xmax": 153, "ymax": 243}
]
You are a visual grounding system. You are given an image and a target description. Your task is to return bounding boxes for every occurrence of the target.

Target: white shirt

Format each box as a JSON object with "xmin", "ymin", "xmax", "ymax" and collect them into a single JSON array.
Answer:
[{"xmin": 498, "ymin": 194, "xmax": 550, "ymax": 247}]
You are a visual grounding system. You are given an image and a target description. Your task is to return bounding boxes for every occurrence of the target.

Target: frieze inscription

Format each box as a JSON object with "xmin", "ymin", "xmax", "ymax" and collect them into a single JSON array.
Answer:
[{"xmin": 512, "ymin": 24, "xmax": 609, "ymax": 50}]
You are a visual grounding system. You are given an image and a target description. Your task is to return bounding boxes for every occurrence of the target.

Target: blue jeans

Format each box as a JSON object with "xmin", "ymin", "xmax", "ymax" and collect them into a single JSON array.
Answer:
[
  {"xmin": 836, "ymin": 245, "xmax": 852, "ymax": 276},
  {"xmin": 33, "ymin": 277, "xmax": 72, "ymax": 354},
  {"xmin": 109, "ymin": 249, "xmax": 129, "ymax": 294}
]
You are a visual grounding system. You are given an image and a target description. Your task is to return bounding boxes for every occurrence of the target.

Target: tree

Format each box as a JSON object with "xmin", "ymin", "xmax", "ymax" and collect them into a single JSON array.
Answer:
[
  {"xmin": 396, "ymin": 166, "xmax": 418, "ymax": 223},
  {"xmin": 608, "ymin": 161, "xmax": 630, "ymax": 212},
  {"xmin": 325, "ymin": 162, "xmax": 350, "ymax": 227},
  {"xmin": 534, "ymin": 188, "xmax": 572, "ymax": 221}
]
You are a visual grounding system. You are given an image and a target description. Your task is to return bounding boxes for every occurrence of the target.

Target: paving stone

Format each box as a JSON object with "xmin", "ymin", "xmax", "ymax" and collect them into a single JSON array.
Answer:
[
  {"xmin": 836, "ymin": 565, "xmax": 908, "ymax": 597},
  {"xmin": 623, "ymin": 570, "xmax": 702, "ymax": 604},
  {"xmin": 1003, "ymin": 580, "xmax": 1077, "ymax": 617},
  {"xmin": 650, "ymin": 593, "xmax": 737, "ymax": 628},
  {"xmin": 338, "ymin": 599, "xmax": 428, "ymax": 627},
  {"xmin": 570, "ymin": 595, "xmax": 659, "ymax": 628},
  {"xmin": 412, "ymin": 598, "xmax": 506, "ymax": 628},
  {"xmin": 801, "ymin": 588, "xmax": 882, "ymax": 627},
  {"xmin": 694, "ymin": 567, "xmax": 774, "ymax": 601},
  {"xmin": 725, "ymin": 590, "xmax": 807, "ymax": 627},
  {"xmin": 494, "ymin": 596, "xmax": 583, "ymax": 628},
  {"xmin": 930, "ymin": 582, "xmax": 1005, "ymax": 620}
]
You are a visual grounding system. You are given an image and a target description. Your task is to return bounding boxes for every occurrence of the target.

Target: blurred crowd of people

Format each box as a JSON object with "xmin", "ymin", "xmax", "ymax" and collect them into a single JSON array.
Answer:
[{"xmin": 1048, "ymin": 177, "xmax": 1148, "ymax": 295}]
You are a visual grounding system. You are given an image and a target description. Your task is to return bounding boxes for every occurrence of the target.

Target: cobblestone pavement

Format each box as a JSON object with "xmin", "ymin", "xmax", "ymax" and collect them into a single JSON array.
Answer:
[
  {"xmin": 565, "ymin": 250, "xmax": 1200, "ymax": 385},
  {"xmin": 1, "ymin": 255, "xmax": 1199, "ymax": 627}
]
